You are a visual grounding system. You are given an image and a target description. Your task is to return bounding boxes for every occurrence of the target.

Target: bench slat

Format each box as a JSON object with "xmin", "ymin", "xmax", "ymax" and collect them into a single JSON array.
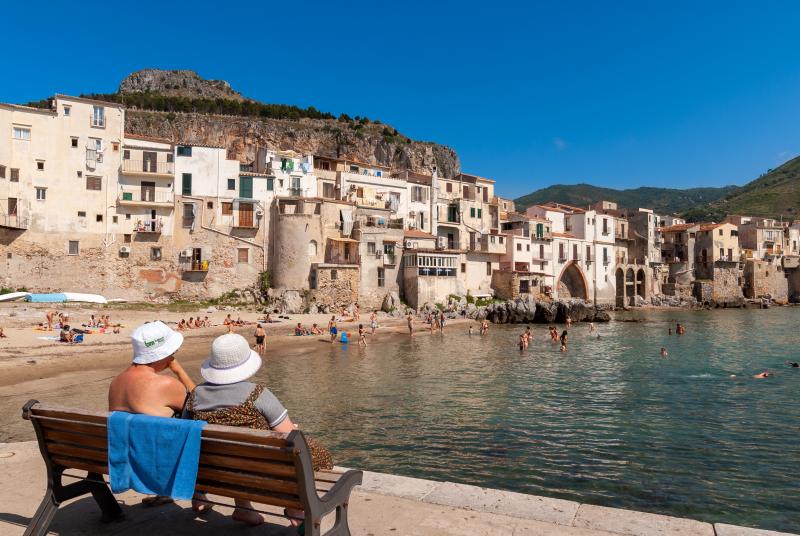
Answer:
[
  {"xmin": 51, "ymin": 455, "xmax": 107, "ymax": 475},
  {"xmin": 200, "ymin": 438, "xmax": 295, "ymax": 464},
  {"xmin": 198, "ymin": 453, "xmax": 297, "ymax": 478},
  {"xmin": 195, "ymin": 481, "xmax": 304, "ymax": 510},
  {"xmin": 47, "ymin": 442, "xmax": 107, "ymax": 464},
  {"xmin": 200, "ymin": 428, "xmax": 291, "ymax": 448},
  {"xmin": 33, "ymin": 408, "xmax": 106, "ymax": 425},
  {"xmin": 39, "ymin": 419, "xmax": 107, "ymax": 438},
  {"xmin": 43, "ymin": 429, "xmax": 107, "ymax": 449},
  {"xmin": 198, "ymin": 467, "xmax": 299, "ymax": 497}
]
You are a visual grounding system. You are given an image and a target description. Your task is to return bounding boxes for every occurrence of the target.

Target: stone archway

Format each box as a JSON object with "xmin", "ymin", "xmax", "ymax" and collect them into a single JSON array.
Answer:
[
  {"xmin": 557, "ymin": 261, "xmax": 588, "ymax": 300},
  {"xmin": 626, "ymin": 268, "xmax": 636, "ymax": 306},
  {"xmin": 636, "ymin": 268, "xmax": 646, "ymax": 301},
  {"xmin": 615, "ymin": 268, "xmax": 625, "ymax": 307}
]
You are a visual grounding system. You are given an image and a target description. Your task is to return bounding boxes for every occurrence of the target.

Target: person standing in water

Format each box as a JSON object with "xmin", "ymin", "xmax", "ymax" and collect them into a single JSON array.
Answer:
[
  {"xmin": 253, "ymin": 323, "xmax": 266, "ymax": 354},
  {"xmin": 560, "ymin": 330, "xmax": 568, "ymax": 348},
  {"xmin": 370, "ymin": 311, "xmax": 378, "ymax": 334},
  {"xmin": 660, "ymin": 347, "xmax": 668, "ymax": 357},
  {"xmin": 676, "ymin": 322, "xmax": 685, "ymax": 335},
  {"xmin": 407, "ymin": 313, "xmax": 414, "ymax": 335},
  {"xmin": 358, "ymin": 324, "xmax": 367, "ymax": 347},
  {"xmin": 328, "ymin": 315, "xmax": 338, "ymax": 343}
]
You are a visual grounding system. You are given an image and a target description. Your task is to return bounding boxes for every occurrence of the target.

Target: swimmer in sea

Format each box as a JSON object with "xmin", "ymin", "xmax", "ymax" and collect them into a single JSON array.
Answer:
[
  {"xmin": 519, "ymin": 334, "xmax": 526, "ymax": 351},
  {"xmin": 560, "ymin": 344, "xmax": 567, "ymax": 352},
  {"xmin": 785, "ymin": 361, "xmax": 799, "ymax": 368},
  {"xmin": 468, "ymin": 325, "xmax": 474, "ymax": 336},
  {"xmin": 668, "ymin": 327, "xmax": 672, "ymax": 335},
  {"xmin": 660, "ymin": 347, "xmax": 668, "ymax": 357},
  {"xmin": 753, "ymin": 371, "xmax": 771, "ymax": 378}
]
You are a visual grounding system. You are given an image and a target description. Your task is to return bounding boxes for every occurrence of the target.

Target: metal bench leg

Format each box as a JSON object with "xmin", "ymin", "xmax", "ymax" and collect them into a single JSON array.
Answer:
[
  {"xmin": 86, "ymin": 472, "xmax": 124, "ymax": 523},
  {"xmin": 23, "ymin": 490, "xmax": 59, "ymax": 536}
]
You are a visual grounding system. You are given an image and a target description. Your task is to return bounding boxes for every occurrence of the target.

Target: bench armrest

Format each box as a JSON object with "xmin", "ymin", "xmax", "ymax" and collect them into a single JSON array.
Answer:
[{"xmin": 316, "ymin": 469, "xmax": 363, "ymax": 515}]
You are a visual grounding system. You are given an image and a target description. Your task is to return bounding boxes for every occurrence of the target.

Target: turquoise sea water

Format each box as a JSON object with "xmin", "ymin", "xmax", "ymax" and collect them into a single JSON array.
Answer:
[{"xmin": 260, "ymin": 308, "xmax": 800, "ymax": 532}]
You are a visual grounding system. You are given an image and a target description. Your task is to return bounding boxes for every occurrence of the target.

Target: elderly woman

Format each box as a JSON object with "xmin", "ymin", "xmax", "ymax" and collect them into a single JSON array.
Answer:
[{"xmin": 185, "ymin": 333, "xmax": 331, "ymax": 530}]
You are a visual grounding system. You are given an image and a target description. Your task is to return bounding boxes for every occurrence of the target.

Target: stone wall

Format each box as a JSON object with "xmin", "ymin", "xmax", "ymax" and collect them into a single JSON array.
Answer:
[
  {"xmin": 692, "ymin": 266, "xmax": 743, "ymax": 307},
  {"xmin": 310, "ymin": 265, "xmax": 359, "ymax": 307},
  {"xmin": 787, "ymin": 267, "xmax": 800, "ymax": 303},
  {"xmin": 743, "ymin": 260, "xmax": 788, "ymax": 302},
  {"xmin": 0, "ymin": 226, "xmax": 263, "ymax": 302}
]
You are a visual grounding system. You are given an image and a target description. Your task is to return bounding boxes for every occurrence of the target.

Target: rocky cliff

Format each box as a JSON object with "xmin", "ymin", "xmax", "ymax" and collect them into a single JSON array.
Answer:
[
  {"xmin": 117, "ymin": 69, "xmax": 460, "ymax": 177},
  {"xmin": 125, "ymin": 110, "xmax": 460, "ymax": 177}
]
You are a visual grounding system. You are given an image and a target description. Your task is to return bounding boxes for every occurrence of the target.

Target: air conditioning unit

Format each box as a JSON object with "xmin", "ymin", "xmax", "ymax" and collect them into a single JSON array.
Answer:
[
  {"xmin": 256, "ymin": 210, "xmax": 264, "ymax": 217},
  {"xmin": 181, "ymin": 248, "xmax": 193, "ymax": 258},
  {"xmin": 405, "ymin": 240, "xmax": 413, "ymax": 249},
  {"xmin": 437, "ymin": 236, "xmax": 447, "ymax": 249},
  {"xmin": 119, "ymin": 246, "xmax": 131, "ymax": 254}
]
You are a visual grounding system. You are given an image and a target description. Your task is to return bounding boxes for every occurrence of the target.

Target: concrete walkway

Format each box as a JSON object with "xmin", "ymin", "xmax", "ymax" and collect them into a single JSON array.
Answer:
[{"xmin": 0, "ymin": 441, "xmax": 794, "ymax": 536}]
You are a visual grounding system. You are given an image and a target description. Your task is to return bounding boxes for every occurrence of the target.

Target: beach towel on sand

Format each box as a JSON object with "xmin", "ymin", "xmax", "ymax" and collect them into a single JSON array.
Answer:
[{"xmin": 108, "ymin": 412, "xmax": 206, "ymax": 500}]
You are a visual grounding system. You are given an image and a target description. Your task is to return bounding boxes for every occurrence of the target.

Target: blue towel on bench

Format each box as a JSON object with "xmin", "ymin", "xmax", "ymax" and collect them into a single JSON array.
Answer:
[{"xmin": 108, "ymin": 412, "xmax": 206, "ymax": 500}]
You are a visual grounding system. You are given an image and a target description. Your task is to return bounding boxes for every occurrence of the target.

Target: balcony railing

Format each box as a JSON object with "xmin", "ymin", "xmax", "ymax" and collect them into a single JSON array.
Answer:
[
  {"xmin": 122, "ymin": 159, "xmax": 174, "ymax": 175},
  {"xmin": 558, "ymin": 254, "xmax": 568, "ymax": 263},
  {"xmin": 289, "ymin": 187, "xmax": 303, "ymax": 197},
  {"xmin": 0, "ymin": 212, "xmax": 29, "ymax": 230},
  {"xmin": 119, "ymin": 189, "xmax": 174, "ymax": 205},
  {"xmin": 603, "ymin": 257, "xmax": 611, "ymax": 265},
  {"xmin": 182, "ymin": 261, "xmax": 210, "ymax": 272},
  {"xmin": 383, "ymin": 253, "xmax": 397, "ymax": 265},
  {"xmin": 134, "ymin": 219, "xmax": 163, "ymax": 233},
  {"xmin": 531, "ymin": 251, "xmax": 552, "ymax": 261}
]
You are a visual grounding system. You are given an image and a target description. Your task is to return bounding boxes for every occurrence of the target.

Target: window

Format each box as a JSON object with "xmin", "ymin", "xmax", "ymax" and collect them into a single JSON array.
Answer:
[
  {"xmin": 86, "ymin": 176, "xmax": 102, "ymax": 190},
  {"xmin": 36, "ymin": 161, "xmax": 44, "ymax": 170},
  {"xmin": 182, "ymin": 203, "xmax": 195, "ymax": 227},
  {"xmin": 308, "ymin": 240, "xmax": 318, "ymax": 257},
  {"xmin": 112, "ymin": 215, "xmax": 118, "ymax": 223},
  {"xmin": 12, "ymin": 126, "xmax": 31, "ymax": 140},
  {"xmin": 123, "ymin": 149, "xmax": 130, "ymax": 160},
  {"xmin": 112, "ymin": 143, "xmax": 119, "ymax": 151},
  {"xmin": 35, "ymin": 187, "xmax": 46, "ymax": 200},
  {"xmin": 516, "ymin": 243, "xmax": 522, "ymax": 251},
  {"xmin": 77, "ymin": 211, "xmax": 86, "ymax": 218},
  {"xmin": 367, "ymin": 242, "xmax": 376, "ymax": 254},
  {"xmin": 63, "ymin": 106, "xmax": 71, "ymax": 116},
  {"xmin": 526, "ymin": 244, "xmax": 530, "ymax": 251},
  {"xmin": 477, "ymin": 208, "xmax": 482, "ymax": 218},
  {"xmin": 384, "ymin": 243, "xmax": 395, "ymax": 255},
  {"xmin": 221, "ymin": 202, "xmax": 233, "ymax": 215},
  {"xmin": 266, "ymin": 178, "xmax": 274, "ymax": 191},
  {"xmin": 123, "ymin": 234, "xmax": 131, "ymax": 243},
  {"xmin": 151, "ymin": 247, "xmax": 162, "ymax": 261},
  {"xmin": 181, "ymin": 173, "xmax": 192, "ymax": 196},
  {"xmin": 68, "ymin": 241, "xmax": 79, "ymax": 255},
  {"xmin": 207, "ymin": 201, "xmax": 214, "ymax": 209},
  {"xmin": 720, "ymin": 248, "xmax": 725, "ymax": 258},
  {"xmin": 96, "ymin": 214, "xmax": 103, "ymax": 222},
  {"xmin": 446, "ymin": 182, "xmax": 452, "ymax": 193},
  {"xmin": 92, "ymin": 106, "xmax": 105, "ymax": 127},
  {"xmin": 486, "ymin": 262, "xmax": 492, "ymax": 276},
  {"xmin": 227, "ymin": 178, "xmax": 236, "ymax": 190},
  {"xmin": 718, "ymin": 229, "xmax": 723, "ymax": 236},
  {"xmin": 377, "ymin": 267, "xmax": 385, "ymax": 287},
  {"xmin": 0, "ymin": 165, "xmax": 4, "ymax": 178},
  {"xmin": 238, "ymin": 248, "xmax": 249, "ymax": 264},
  {"xmin": 461, "ymin": 263, "xmax": 466, "ymax": 273},
  {"xmin": 322, "ymin": 182, "xmax": 335, "ymax": 198},
  {"xmin": 77, "ymin": 171, "xmax": 82, "ymax": 177},
  {"xmin": 125, "ymin": 213, "xmax": 131, "ymax": 220},
  {"xmin": 177, "ymin": 146, "xmax": 192, "ymax": 157},
  {"xmin": 331, "ymin": 269, "xmax": 338, "ymax": 280},
  {"xmin": 470, "ymin": 207, "xmax": 476, "ymax": 218}
]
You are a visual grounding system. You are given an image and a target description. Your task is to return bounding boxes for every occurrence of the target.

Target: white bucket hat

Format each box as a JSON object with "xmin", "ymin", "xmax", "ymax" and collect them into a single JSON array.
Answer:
[
  {"xmin": 131, "ymin": 321, "xmax": 184, "ymax": 364},
  {"xmin": 201, "ymin": 333, "xmax": 262, "ymax": 385}
]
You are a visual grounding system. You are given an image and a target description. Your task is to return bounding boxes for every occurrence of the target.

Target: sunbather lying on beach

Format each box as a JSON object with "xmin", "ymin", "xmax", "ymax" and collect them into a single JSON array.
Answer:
[{"xmin": 0, "ymin": 327, "xmax": 6, "ymax": 338}]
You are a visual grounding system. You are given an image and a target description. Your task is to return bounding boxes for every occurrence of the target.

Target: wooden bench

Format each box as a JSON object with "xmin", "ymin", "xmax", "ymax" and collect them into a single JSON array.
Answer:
[{"xmin": 22, "ymin": 400, "xmax": 362, "ymax": 536}]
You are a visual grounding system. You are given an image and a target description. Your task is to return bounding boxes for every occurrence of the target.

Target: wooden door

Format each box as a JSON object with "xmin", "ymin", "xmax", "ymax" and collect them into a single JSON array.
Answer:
[
  {"xmin": 239, "ymin": 203, "xmax": 253, "ymax": 227},
  {"xmin": 8, "ymin": 197, "xmax": 17, "ymax": 216},
  {"xmin": 141, "ymin": 181, "xmax": 156, "ymax": 202}
]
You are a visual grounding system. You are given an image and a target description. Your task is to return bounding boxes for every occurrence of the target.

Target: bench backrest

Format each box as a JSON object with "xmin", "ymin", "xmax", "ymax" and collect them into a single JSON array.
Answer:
[{"xmin": 22, "ymin": 401, "xmax": 318, "ymax": 512}]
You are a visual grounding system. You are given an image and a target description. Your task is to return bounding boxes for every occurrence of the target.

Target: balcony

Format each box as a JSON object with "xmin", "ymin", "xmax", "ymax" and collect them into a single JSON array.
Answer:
[
  {"xmin": 531, "ymin": 251, "xmax": 552, "ymax": 262},
  {"xmin": 0, "ymin": 212, "xmax": 29, "ymax": 230},
  {"xmin": 532, "ymin": 231, "xmax": 553, "ymax": 241},
  {"xmin": 134, "ymin": 219, "xmax": 163, "ymax": 233},
  {"xmin": 477, "ymin": 235, "xmax": 506, "ymax": 254},
  {"xmin": 182, "ymin": 260, "xmax": 210, "ymax": 273},
  {"xmin": 289, "ymin": 187, "xmax": 303, "ymax": 197},
  {"xmin": 121, "ymin": 159, "xmax": 174, "ymax": 177},
  {"xmin": 118, "ymin": 189, "xmax": 174, "ymax": 206},
  {"xmin": 558, "ymin": 254, "xmax": 568, "ymax": 263},
  {"xmin": 382, "ymin": 253, "xmax": 398, "ymax": 266},
  {"xmin": 585, "ymin": 254, "xmax": 593, "ymax": 264}
]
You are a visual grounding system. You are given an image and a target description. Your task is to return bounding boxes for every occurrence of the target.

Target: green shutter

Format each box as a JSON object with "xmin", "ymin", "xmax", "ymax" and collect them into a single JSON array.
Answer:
[
  {"xmin": 478, "ymin": 208, "xmax": 482, "ymax": 218},
  {"xmin": 536, "ymin": 223, "xmax": 543, "ymax": 238},
  {"xmin": 470, "ymin": 207, "xmax": 475, "ymax": 218},
  {"xmin": 182, "ymin": 173, "xmax": 192, "ymax": 196},
  {"xmin": 267, "ymin": 178, "xmax": 274, "ymax": 191},
  {"xmin": 239, "ymin": 176, "xmax": 253, "ymax": 198}
]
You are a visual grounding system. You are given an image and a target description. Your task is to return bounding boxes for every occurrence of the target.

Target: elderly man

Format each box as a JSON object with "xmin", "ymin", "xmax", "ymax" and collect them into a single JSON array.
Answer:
[{"xmin": 108, "ymin": 321, "xmax": 196, "ymax": 505}]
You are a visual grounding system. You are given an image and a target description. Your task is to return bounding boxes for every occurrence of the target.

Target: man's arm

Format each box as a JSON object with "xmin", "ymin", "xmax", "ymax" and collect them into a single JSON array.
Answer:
[{"xmin": 168, "ymin": 358, "xmax": 196, "ymax": 391}]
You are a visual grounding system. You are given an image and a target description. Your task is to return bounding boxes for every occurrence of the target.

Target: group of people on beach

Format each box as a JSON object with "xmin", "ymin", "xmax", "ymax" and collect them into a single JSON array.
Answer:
[
  {"xmin": 108, "ymin": 321, "xmax": 332, "ymax": 531},
  {"xmin": 177, "ymin": 316, "xmax": 211, "ymax": 330}
]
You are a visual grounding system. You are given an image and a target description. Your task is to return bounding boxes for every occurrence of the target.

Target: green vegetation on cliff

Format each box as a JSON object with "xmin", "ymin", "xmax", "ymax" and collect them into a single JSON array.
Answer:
[
  {"xmin": 681, "ymin": 156, "xmax": 800, "ymax": 221},
  {"xmin": 514, "ymin": 183, "xmax": 737, "ymax": 215}
]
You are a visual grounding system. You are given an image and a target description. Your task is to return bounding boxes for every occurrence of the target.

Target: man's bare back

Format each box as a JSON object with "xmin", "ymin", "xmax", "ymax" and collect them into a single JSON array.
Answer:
[{"xmin": 108, "ymin": 362, "xmax": 189, "ymax": 417}]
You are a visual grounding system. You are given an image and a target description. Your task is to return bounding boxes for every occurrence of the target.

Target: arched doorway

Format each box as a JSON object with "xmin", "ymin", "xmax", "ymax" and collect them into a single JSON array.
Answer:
[
  {"xmin": 636, "ymin": 269, "xmax": 646, "ymax": 301},
  {"xmin": 626, "ymin": 268, "xmax": 635, "ymax": 306},
  {"xmin": 615, "ymin": 268, "xmax": 625, "ymax": 307},
  {"xmin": 557, "ymin": 262, "xmax": 588, "ymax": 300}
]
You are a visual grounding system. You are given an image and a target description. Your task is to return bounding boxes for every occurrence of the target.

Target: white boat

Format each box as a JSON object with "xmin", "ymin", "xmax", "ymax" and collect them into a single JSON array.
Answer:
[
  {"xmin": 62, "ymin": 293, "xmax": 108, "ymax": 304},
  {"xmin": 0, "ymin": 291, "xmax": 30, "ymax": 302}
]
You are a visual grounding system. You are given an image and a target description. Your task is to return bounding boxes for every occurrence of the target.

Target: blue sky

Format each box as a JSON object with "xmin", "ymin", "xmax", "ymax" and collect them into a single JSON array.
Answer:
[{"xmin": 4, "ymin": 1, "xmax": 800, "ymax": 198}]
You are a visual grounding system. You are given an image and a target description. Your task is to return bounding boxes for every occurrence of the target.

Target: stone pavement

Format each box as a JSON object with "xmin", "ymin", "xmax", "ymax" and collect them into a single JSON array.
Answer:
[{"xmin": 0, "ymin": 442, "xmax": 794, "ymax": 536}]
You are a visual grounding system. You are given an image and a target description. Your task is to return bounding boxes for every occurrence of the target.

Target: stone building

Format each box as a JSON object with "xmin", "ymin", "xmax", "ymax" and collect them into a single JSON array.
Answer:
[{"xmin": 742, "ymin": 260, "xmax": 788, "ymax": 301}]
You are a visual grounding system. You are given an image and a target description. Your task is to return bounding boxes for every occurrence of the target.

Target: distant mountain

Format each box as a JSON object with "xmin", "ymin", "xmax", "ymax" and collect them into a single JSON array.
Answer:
[
  {"xmin": 514, "ymin": 183, "xmax": 738, "ymax": 215},
  {"xmin": 681, "ymin": 156, "xmax": 800, "ymax": 222}
]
